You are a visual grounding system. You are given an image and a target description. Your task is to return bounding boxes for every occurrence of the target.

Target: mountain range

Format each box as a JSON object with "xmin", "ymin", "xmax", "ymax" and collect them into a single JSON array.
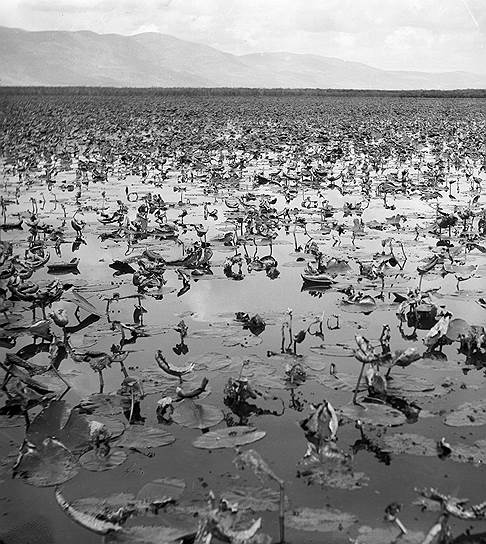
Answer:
[{"xmin": 1, "ymin": 26, "xmax": 485, "ymax": 89}]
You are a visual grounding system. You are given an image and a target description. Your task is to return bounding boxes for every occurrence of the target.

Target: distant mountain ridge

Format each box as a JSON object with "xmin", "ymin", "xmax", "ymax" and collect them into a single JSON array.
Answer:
[{"xmin": 1, "ymin": 26, "xmax": 485, "ymax": 89}]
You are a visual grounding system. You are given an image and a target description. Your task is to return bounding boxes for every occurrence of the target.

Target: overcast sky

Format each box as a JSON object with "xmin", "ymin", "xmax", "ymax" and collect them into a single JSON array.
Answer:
[{"xmin": 1, "ymin": 0, "xmax": 485, "ymax": 73}]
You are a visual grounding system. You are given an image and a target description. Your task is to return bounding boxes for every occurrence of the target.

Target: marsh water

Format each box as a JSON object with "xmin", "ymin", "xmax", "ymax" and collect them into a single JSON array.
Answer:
[{"xmin": 0, "ymin": 94, "xmax": 485, "ymax": 544}]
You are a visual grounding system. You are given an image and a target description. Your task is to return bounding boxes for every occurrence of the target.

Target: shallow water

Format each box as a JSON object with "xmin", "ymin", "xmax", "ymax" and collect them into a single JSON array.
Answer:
[{"xmin": 1, "ymin": 95, "xmax": 486, "ymax": 544}]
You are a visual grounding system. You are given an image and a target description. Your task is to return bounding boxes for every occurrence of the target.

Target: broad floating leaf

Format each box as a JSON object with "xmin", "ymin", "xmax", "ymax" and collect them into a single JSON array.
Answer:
[
  {"xmin": 297, "ymin": 442, "xmax": 369, "ymax": 490},
  {"xmin": 353, "ymin": 526, "xmax": 425, "ymax": 544},
  {"xmin": 221, "ymin": 487, "xmax": 285, "ymax": 512},
  {"xmin": 27, "ymin": 400, "xmax": 91, "ymax": 456},
  {"xmin": 172, "ymin": 400, "xmax": 223, "ymax": 429},
  {"xmin": 55, "ymin": 488, "xmax": 123, "ymax": 535},
  {"xmin": 193, "ymin": 426, "xmax": 266, "ymax": 450},
  {"xmin": 105, "ymin": 525, "xmax": 196, "ymax": 543},
  {"xmin": 339, "ymin": 403, "xmax": 406, "ymax": 427},
  {"xmin": 222, "ymin": 334, "xmax": 263, "ymax": 348},
  {"xmin": 79, "ymin": 448, "xmax": 127, "ymax": 472},
  {"xmin": 14, "ymin": 438, "xmax": 79, "ymax": 487},
  {"xmin": 382, "ymin": 433, "xmax": 437, "ymax": 456},
  {"xmin": 137, "ymin": 477, "xmax": 186, "ymax": 501},
  {"xmin": 444, "ymin": 399, "xmax": 486, "ymax": 427},
  {"xmin": 196, "ymin": 352, "xmax": 236, "ymax": 371},
  {"xmin": 286, "ymin": 506, "xmax": 357, "ymax": 533},
  {"xmin": 117, "ymin": 426, "xmax": 176, "ymax": 449}
]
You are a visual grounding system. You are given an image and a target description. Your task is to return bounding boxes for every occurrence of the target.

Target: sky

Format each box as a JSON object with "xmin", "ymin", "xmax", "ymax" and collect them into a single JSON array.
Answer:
[{"xmin": 1, "ymin": 0, "xmax": 485, "ymax": 73}]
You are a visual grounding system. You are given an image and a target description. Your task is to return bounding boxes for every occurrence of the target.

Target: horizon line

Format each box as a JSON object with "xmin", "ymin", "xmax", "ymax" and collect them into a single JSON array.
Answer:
[{"xmin": 1, "ymin": 86, "xmax": 485, "ymax": 95}]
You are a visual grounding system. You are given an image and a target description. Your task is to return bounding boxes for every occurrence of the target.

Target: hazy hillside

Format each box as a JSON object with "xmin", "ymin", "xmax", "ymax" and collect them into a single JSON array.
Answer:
[{"xmin": 1, "ymin": 26, "xmax": 485, "ymax": 89}]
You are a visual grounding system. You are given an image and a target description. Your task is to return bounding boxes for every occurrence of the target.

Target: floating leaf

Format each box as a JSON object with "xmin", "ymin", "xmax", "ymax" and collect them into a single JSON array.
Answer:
[
  {"xmin": 70, "ymin": 492, "xmax": 137, "ymax": 520},
  {"xmin": 27, "ymin": 400, "xmax": 91, "ymax": 455},
  {"xmin": 193, "ymin": 426, "xmax": 266, "ymax": 449},
  {"xmin": 196, "ymin": 352, "xmax": 236, "ymax": 371},
  {"xmin": 222, "ymin": 334, "xmax": 263, "ymax": 348},
  {"xmin": 297, "ymin": 442, "xmax": 369, "ymax": 490},
  {"xmin": 449, "ymin": 441, "xmax": 486, "ymax": 466},
  {"xmin": 444, "ymin": 400, "xmax": 486, "ymax": 427},
  {"xmin": 172, "ymin": 400, "xmax": 223, "ymax": 429},
  {"xmin": 341, "ymin": 298, "xmax": 376, "ymax": 314},
  {"xmin": 339, "ymin": 403, "xmax": 406, "ymax": 427},
  {"xmin": 68, "ymin": 490, "xmax": 174, "ymax": 524},
  {"xmin": 386, "ymin": 374, "xmax": 436, "ymax": 395},
  {"xmin": 79, "ymin": 448, "xmax": 127, "ymax": 471},
  {"xmin": 55, "ymin": 488, "xmax": 123, "ymax": 534},
  {"xmin": 14, "ymin": 438, "xmax": 79, "ymax": 487},
  {"xmin": 286, "ymin": 506, "xmax": 357, "ymax": 533},
  {"xmin": 79, "ymin": 394, "xmax": 125, "ymax": 418},
  {"xmin": 353, "ymin": 526, "xmax": 425, "ymax": 544},
  {"xmin": 105, "ymin": 525, "xmax": 196, "ymax": 543},
  {"xmin": 221, "ymin": 487, "xmax": 285, "ymax": 512},
  {"xmin": 383, "ymin": 434, "xmax": 486, "ymax": 466},
  {"xmin": 382, "ymin": 433, "xmax": 437, "ymax": 456},
  {"xmin": 117, "ymin": 426, "xmax": 176, "ymax": 449},
  {"xmin": 316, "ymin": 371, "xmax": 363, "ymax": 392},
  {"xmin": 0, "ymin": 414, "xmax": 24, "ymax": 428},
  {"xmin": 86, "ymin": 416, "xmax": 125, "ymax": 439},
  {"xmin": 137, "ymin": 477, "xmax": 186, "ymax": 501}
]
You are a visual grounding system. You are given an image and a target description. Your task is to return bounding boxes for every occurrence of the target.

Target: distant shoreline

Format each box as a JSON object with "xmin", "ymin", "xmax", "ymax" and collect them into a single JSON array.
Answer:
[{"xmin": 1, "ymin": 87, "xmax": 485, "ymax": 98}]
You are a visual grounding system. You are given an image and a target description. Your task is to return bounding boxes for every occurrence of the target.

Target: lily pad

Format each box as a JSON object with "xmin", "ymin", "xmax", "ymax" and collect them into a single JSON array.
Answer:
[
  {"xmin": 449, "ymin": 440, "xmax": 486, "ymax": 466},
  {"xmin": 341, "ymin": 298, "xmax": 376, "ymax": 314},
  {"xmin": 27, "ymin": 400, "xmax": 91, "ymax": 455},
  {"xmin": 286, "ymin": 506, "xmax": 357, "ymax": 533},
  {"xmin": 444, "ymin": 399, "xmax": 486, "ymax": 427},
  {"xmin": 297, "ymin": 442, "xmax": 369, "ymax": 490},
  {"xmin": 386, "ymin": 374, "xmax": 436, "ymax": 394},
  {"xmin": 105, "ymin": 525, "xmax": 197, "ymax": 544},
  {"xmin": 316, "ymin": 371, "xmax": 364, "ymax": 392},
  {"xmin": 55, "ymin": 488, "xmax": 123, "ymax": 534},
  {"xmin": 137, "ymin": 477, "xmax": 186, "ymax": 501},
  {"xmin": 382, "ymin": 433, "xmax": 437, "ymax": 456},
  {"xmin": 354, "ymin": 526, "xmax": 425, "ymax": 544},
  {"xmin": 14, "ymin": 437, "xmax": 80, "ymax": 487},
  {"xmin": 79, "ymin": 394, "xmax": 125, "ymax": 418},
  {"xmin": 71, "ymin": 492, "xmax": 138, "ymax": 519},
  {"xmin": 339, "ymin": 403, "xmax": 406, "ymax": 427},
  {"xmin": 221, "ymin": 487, "xmax": 285, "ymax": 512},
  {"xmin": 60, "ymin": 489, "xmax": 177, "ymax": 528},
  {"xmin": 86, "ymin": 415, "xmax": 126, "ymax": 439},
  {"xmin": 117, "ymin": 426, "xmax": 176, "ymax": 449},
  {"xmin": 172, "ymin": 400, "xmax": 224, "ymax": 429},
  {"xmin": 79, "ymin": 448, "xmax": 127, "ymax": 471},
  {"xmin": 0, "ymin": 414, "xmax": 25, "ymax": 428},
  {"xmin": 193, "ymin": 426, "xmax": 266, "ymax": 450},
  {"xmin": 222, "ymin": 334, "xmax": 263, "ymax": 348},
  {"xmin": 196, "ymin": 352, "xmax": 237, "ymax": 371}
]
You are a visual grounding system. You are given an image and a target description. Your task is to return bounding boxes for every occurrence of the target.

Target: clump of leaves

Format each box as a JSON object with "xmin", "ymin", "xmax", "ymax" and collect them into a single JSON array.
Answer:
[{"xmin": 194, "ymin": 491, "xmax": 265, "ymax": 544}]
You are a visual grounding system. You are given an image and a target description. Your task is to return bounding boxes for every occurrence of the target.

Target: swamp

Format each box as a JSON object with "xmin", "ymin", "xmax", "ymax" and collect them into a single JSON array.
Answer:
[{"xmin": 0, "ymin": 90, "xmax": 485, "ymax": 544}]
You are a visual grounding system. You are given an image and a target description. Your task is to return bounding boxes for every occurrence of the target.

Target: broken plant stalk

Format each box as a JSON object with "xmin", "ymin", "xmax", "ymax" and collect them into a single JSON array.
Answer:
[{"xmin": 353, "ymin": 362, "xmax": 366, "ymax": 405}]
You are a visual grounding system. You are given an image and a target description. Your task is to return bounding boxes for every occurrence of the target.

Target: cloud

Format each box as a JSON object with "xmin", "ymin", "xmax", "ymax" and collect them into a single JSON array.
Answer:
[{"xmin": 0, "ymin": 0, "xmax": 484, "ymax": 73}]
